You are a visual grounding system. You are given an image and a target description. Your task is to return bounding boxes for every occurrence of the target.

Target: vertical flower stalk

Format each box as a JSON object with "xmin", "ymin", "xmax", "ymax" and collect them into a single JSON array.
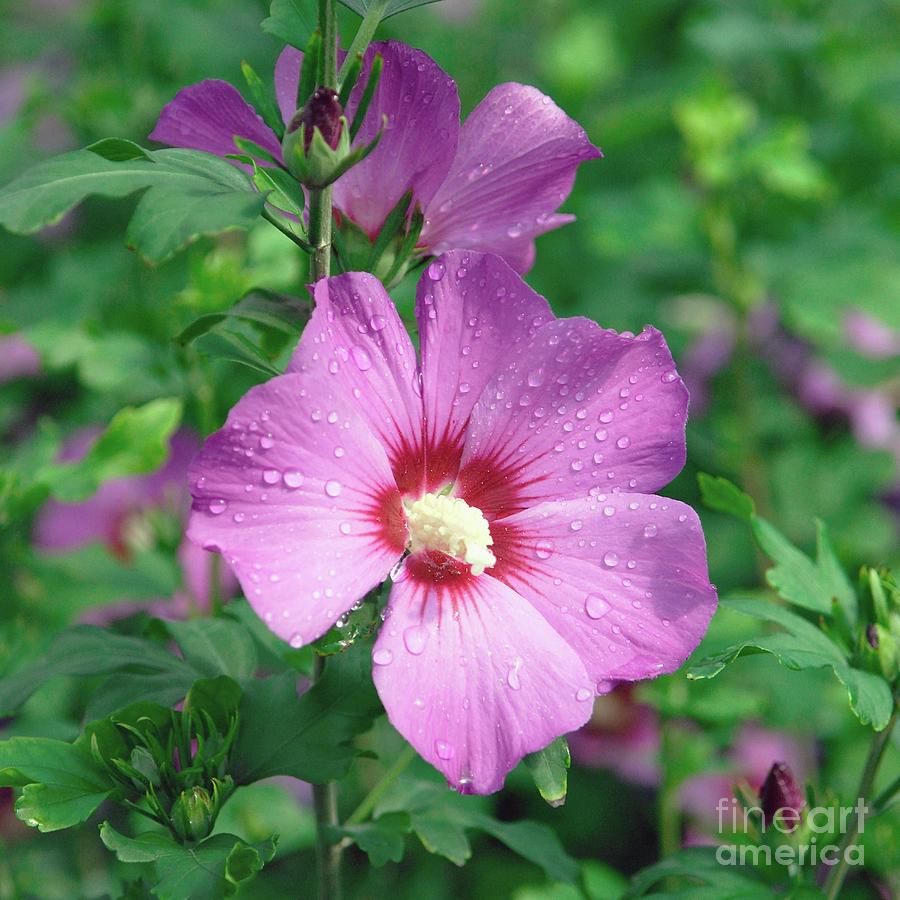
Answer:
[{"xmin": 310, "ymin": 5, "xmax": 342, "ymax": 900}]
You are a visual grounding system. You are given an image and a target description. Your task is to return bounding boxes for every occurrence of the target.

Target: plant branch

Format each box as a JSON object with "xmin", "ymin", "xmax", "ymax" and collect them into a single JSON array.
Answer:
[
  {"xmin": 822, "ymin": 689, "xmax": 899, "ymax": 899},
  {"xmin": 345, "ymin": 743, "xmax": 417, "ymax": 828},
  {"xmin": 337, "ymin": 0, "xmax": 389, "ymax": 85}
]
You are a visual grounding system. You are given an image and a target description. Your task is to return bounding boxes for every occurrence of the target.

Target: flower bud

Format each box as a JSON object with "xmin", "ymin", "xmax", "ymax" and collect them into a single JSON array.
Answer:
[
  {"xmin": 759, "ymin": 761, "xmax": 804, "ymax": 832},
  {"xmin": 170, "ymin": 786, "xmax": 216, "ymax": 843},
  {"xmin": 287, "ymin": 88, "xmax": 343, "ymax": 152}
]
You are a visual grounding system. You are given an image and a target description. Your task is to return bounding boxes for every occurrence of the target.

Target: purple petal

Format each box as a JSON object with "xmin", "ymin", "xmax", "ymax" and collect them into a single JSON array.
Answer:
[
  {"xmin": 149, "ymin": 79, "xmax": 283, "ymax": 163},
  {"xmin": 0, "ymin": 334, "xmax": 41, "ymax": 384},
  {"xmin": 332, "ymin": 41, "xmax": 460, "ymax": 237},
  {"xmin": 421, "ymin": 83, "xmax": 600, "ymax": 272},
  {"xmin": 372, "ymin": 567, "xmax": 592, "ymax": 794},
  {"xmin": 274, "ymin": 46, "xmax": 304, "ymax": 125},
  {"xmin": 416, "ymin": 250, "xmax": 553, "ymax": 462},
  {"xmin": 187, "ymin": 372, "xmax": 404, "ymax": 646},
  {"xmin": 288, "ymin": 272, "xmax": 425, "ymax": 494},
  {"xmin": 457, "ymin": 323, "xmax": 688, "ymax": 518},
  {"xmin": 492, "ymin": 494, "xmax": 717, "ymax": 685}
]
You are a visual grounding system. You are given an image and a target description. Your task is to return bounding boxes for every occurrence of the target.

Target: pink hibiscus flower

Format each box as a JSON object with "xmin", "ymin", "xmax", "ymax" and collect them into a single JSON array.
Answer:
[
  {"xmin": 188, "ymin": 250, "xmax": 716, "ymax": 793},
  {"xmin": 150, "ymin": 41, "xmax": 599, "ymax": 272}
]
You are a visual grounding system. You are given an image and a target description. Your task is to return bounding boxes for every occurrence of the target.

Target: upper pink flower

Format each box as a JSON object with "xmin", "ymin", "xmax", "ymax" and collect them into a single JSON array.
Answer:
[
  {"xmin": 188, "ymin": 250, "xmax": 716, "ymax": 794},
  {"xmin": 150, "ymin": 42, "xmax": 600, "ymax": 272}
]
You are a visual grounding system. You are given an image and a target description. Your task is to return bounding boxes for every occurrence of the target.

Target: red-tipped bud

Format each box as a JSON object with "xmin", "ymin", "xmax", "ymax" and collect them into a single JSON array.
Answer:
[
  {"xmin": 759, "ymin": 761, "xmax": 805, "ymax": 831},
  {"xmin": 288, "ymin": 88, "xmax": 343, "ymax": 151}
]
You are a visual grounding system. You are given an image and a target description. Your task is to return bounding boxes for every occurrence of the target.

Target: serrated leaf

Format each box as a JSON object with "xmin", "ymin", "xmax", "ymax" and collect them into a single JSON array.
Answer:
[
  {"xmin": 752, "ymin": 518, "xmax": 832, "ymax": 613},
  {"xmin": 99, "ymin": 823, "xmax": 276, "ymax": 900},
  {"xmin": 687, "ymin": 597, "xmax": 893, "ymax": 729},
  {"xmin": 331, "ymin": 812, "xmax": 410, "ymax": 866},
  {"xmin": 0, "ymin": 147, "xmax": 264, "ymax": 263},
  {"xmin": 0, "ymin": 626, "xmax": 194, "ymax": 715},
  {"xmin": 37, "ymin": 398, "xmax": 183, "ymax": 502},
  {"xmin": 815, "ymin": 519, "xmax": 857, "ymax": 625},
  {"xmin": 337, "ymin": 0, "xmax": 445, "ymax": 19},
  {"xmin": 697, "ymin": 473, "xmax": 755, "ymax": 521},
  {"xmin": 230, "ymin": 642, "xmax": 381, "ymax": 783},
  {"xmin": 165, "ymin": 619, "xmax": 258, "ymax": 681},
  {"xmin": 261, "ymin": 0, "xmax": 317, "ymax": 49},
  {"xmin": 375, "ymin": 778, "xmax": 578, "ymax": 881},
  {"xmin": 174, "ymin": 290, "xmax": 310, "ymax": 346},
  {"xmin": 523, "ymin": 737, "xmax": 570, "ymax": 807},
  {"xmin": 0, "ymin": 738, "xmax": 115, "ymax": 832}
]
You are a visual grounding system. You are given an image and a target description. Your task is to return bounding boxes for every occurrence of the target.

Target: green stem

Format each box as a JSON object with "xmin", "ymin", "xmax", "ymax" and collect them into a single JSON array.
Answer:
[
  {"xmin": 658, "ymin": 717, "xmax": 683, "ymax": 859},
  {"xmin": 822, "ymin": 692, "xmax": 899, "ymax": 899},
  {"xmin": 345, "ymin": 744, "xmax": 417, "ymax": 827},
  {"xmin": 319, "ymin": 0, "xmax": 338, "ymax": 90},
  {"xmin": 337, "ymin": 0, "xmax": 389, "ymax": 85},
  {"xmin": 262, "ymin": 207, "xmax": 313, "ymax": 252},
  {"xmin": 312, "ymin": 655, "xmax": 344, "ymax": 900},
  {"xmin": 308, "ymin": 187, "xmax": 333, "ymax": 282}
]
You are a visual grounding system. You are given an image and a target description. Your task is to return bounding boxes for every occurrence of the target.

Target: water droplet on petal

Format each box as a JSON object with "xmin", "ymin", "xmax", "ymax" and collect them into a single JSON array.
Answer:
[
  {"xmin": 289, "ymin": 632, "xmax": 304, "ymax": 648},
  {"xmin": 643, "ymin": 524, "xmax": 658, "ymax": 538},
  {"xmin": 576, "ymin": 688, "xmax": 593, "ymax": 702},
  {"xmin": 403, "ymin": 625, "xmax": 429, "ymax": 656},
  {"xmin": 506, "ymin": 657, "xmax": 523, "ymax": 690},
  {"xmin": 535, "ymin": 539, "xmax": 554, "ymax": 560},
  {"xmin": 616, "ymin": 436, "xmax": 631, "ymax": 449},
  {"xmin": 284, "ymin": 470, "xmax": 303, "ymax": 488},
  {"xmin": 351, "ymin": 345, "xmax": 372, "ymax": 371},
  {"xmin": 325, "ymin": 480, "xmax": 342, "ymax": 497},
  {"xmin": 603, "ymin": 551, "xmax": 619, "ymax": 567},
  {"xmin": 585, "ymin": 594, "xmax": 611, "ymax": 619},
  {"xmin": 373, "ymin": 649, "xmax": 394, "ymax": 666},
  {"xmin": 369, "ymin": 314, "xmax": 387, "ymax": 332},
  {"xmin": 435, "ymin": 740, "xmax": 455, "ymax": 760},
  {"xmin": 209, "ymin": 499, "xmax": 227, "ymax": 515},
  {"xmin": 426, "ymin": 260, "xmax": 446, "ymax": 281},
  {"xmin": 263, "ymin": 469, "xmax": 280, "ymax": 485}
]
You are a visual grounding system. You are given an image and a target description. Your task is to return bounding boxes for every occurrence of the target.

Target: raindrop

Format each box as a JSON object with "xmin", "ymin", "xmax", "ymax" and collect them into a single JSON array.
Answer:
[
  {"xmin": 506, "ymin": 657, "xmax": 523, "ymax": 690},
  {"xmin": 435, "ymin": 740, "xmax": 455, "ymax": 760},
  {"xmin": 370, "ymin": 314, "xmax": 387, "ymax": 332},
  {"xmin": 535, "ymin": 539, "xmax": 554, "ymax": 560},
  {"xmin": 209, "ymin": 499, "xmax": 227, "ymax": 515},
  {"xmin": 616, "ymin": 436, "xmax": 631, "ymax": 449},
  {"xmin": 339, "ymin": 522, "xmax": 352, "ymax": 535},
  {"xmin": 585, "ymin": 593, "xmax": 610, "ymax": 619},
  {"xmin": 426, "ymin": 260, "xmax": 446, "ymax": 281},
  {"xmin": 575, "ymin": 688, "xmax": 593, "ymax": 702},
  {"xmin": 289, "ymin": 632, "xmax": 304, "ymax": 648},
  {"xmin": 284, "ymin": 470, "xmax": 303, "ymax": 488},
  {"xmin": 325, "ymin": 480, "xmax": 342, "ymax": 497},
  {"xmin": 643, "ymin": 524, "xmax": 658, "ymax": 538},
  {"xmin": 373, "ymin": 649, "xmax": 394, "ymax": 666},
  {"xmin": 403, "ymin": 625, "xmax": 429, "ymax": 656},
  {"xmin": 263, "ymin": 469, "xmax": 280, "ymax": 485},
  {"xmin": 351, "ymin": 345, "xmax": 372, "ymax": 371},
  {"xmin": 603, "ymin": 551, "xmax": 619, "ymax": 567}
]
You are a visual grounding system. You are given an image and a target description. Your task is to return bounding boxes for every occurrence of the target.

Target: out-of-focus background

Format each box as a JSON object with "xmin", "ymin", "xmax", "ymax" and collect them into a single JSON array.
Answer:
[{"xmin": 1, "ymin": 0, "xmax": 898, "ymax": 897}]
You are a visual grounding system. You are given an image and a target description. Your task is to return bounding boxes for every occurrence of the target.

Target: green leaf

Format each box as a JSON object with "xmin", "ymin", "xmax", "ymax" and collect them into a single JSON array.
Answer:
[
  {"xmin": 261, "ymin": 0, "xmax": 317, "ymax": 49},
  {"xmin": 240, "ymin": 61, "xmax": 285, "ymax": 141},
  {"xmin": 37, "ymin": 398, "xmax": 183, "ymax": 502},
  {"xmin": 184, "ymin": 677, "xmax": 243, "ymax": 734},
  {"xmin": 174, "ymin": 290, "xmax": 310, "ymax": 347},
  {"xmin": 337, "ymin": 0, "xmax": 445, "ymax": 20},
  {"xmin": 752, "ymin": 518, "xmax": 832, "ymax": 614},
  {"xmin": 688, "ymin": 597, "xmax": 894, "ymax": 729},
  {"xmin": 815, "ymin": 519, "xmax": 857, "ymax": 626},
  {"xmin": 0, "ymin": 147, "xmax": 265, "ymax": 263},
  {"xmin": 253, "ymin": 167, "xmax": 305, "ymax": 217},
  {"xmin": 624, "ymin": 847, "xmax": 768, "ymax": 898},
  {"xmin": 88, "ymin": 138, "xmax": 155, "ymax": 162},
  {"xmin": 99, "ymin": 823, "xmax": 276, "ymax": 900},
  {"xmin": 523, "ymin": 737, "xmax": 570, "ymax": 808},
  {"xmin": 230, "ymin": 642, "xmax": 381, "ymax": 784},
  {"xmin": 165, "ymin": 619, "xmax": 258, "ymax": 681},
  {"xmin": 0, "ymin": 626, "xmax": 194, "ymax": 715},
  {"xmin": 0, "ymin": 738, "xmax": 115, "ymax": 832},
  {"xmin": 331, "ymin": 812, "xmax": 410, "ymax": 866},
  {"xmin": 376, "ymin": 779, "xmax": 578, "ymax": 881},
  {"xmin": 697, "ymin": 473, "xmax": 755, "ymax": 521}
]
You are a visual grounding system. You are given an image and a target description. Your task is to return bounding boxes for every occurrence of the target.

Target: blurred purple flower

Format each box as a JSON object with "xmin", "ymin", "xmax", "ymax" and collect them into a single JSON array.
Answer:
[
  {"xmin": 0, "ymin": 335, "xmax": 41, "ymax": 384},
  {"xmin": 150, "ymin": 41, "xmax": 599, "ymax": 272},
  {"xmin": 844, "ymin": 310, "xmax": 900, "ymax": 360},
  {"xmin": 186, "ymin": 250, "xmax": 716, "ymax": 794},
  {"xmin": 568, "ymin": 685, "xmax": 661, "ymax": 786},
  {"xmin": 680, "ymin": 723, "xmax": 814, "ymax": 843},
  {"xmin": 35, "ymin": 428, "xmax": 236, "ymax": 620}
]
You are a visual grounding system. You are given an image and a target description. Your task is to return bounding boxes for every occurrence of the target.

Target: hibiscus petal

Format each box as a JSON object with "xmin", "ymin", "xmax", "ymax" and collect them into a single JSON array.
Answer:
[
  {"xmin": 373, "ymin": 564, "xmax": 593, "ymax": 794},
  {"xmin": 492, "ymin": 494, "xmax": 717, "ymax": 685},
  {"xmin": 332, "ymin": 41, "xmax": 460, "ymax": 238},
  {"xmin": 458, "ymin": 322, "xmax": 688, "ymax": 517},
  {"xmin": 149, "ymin": 79, "xmax": 283, "ymax": 162},
  {"xmin": 187, "ymin": 373, "xmax": 405, "ymax": 646},
  {"xmin": 415, "ymin": 250, "xmax": 553, "ymax": 486},
  {"xmin": 288, "ymin": 272, "xmax": 425, "ymax": 493},
  {"xmin": 274, "ymin": 46, "xmax": 303, "ymax": 125},
  {"xmin": 421, "ymin": 83, "xmax": 600, "ymax": 272}
]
